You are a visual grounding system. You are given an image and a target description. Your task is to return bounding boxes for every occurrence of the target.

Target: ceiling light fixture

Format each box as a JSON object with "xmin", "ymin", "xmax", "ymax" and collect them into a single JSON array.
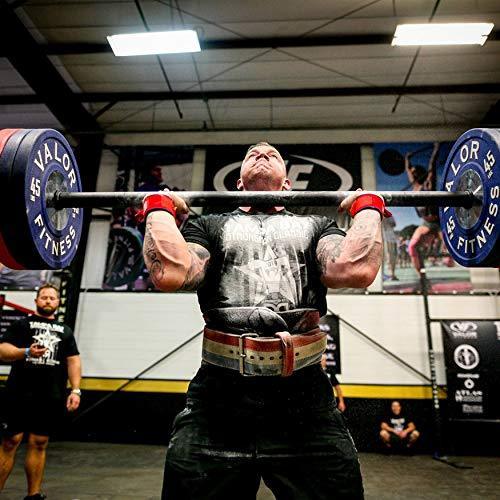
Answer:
[
  {"xmin": 392, "ymin": 23, "xmax": 494, "ymax": 46},
  {"xmin": 107, "ymin": 30, "xmax": 201, "ymax": 56}
]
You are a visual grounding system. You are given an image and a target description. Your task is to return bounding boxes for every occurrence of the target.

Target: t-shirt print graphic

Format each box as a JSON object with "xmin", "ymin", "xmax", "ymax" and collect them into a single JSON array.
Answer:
[
  {"xmin": 221, "ymin": 216, "xmax": 309, "ymax": 311},
  {"xmin": 28, "ymin": 322, "xmax": 62, "ymax": 366}
]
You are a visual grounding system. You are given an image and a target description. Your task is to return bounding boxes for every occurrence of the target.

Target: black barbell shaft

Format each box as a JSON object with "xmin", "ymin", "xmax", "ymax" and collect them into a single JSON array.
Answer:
[{"xmin": 51, "ymin": 190, "xmax": 481, "ymax": 209}]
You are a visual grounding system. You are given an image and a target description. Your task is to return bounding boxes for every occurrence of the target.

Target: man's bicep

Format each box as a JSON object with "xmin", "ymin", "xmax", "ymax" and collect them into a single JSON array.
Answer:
[
  {"xmin": 316, "ymin": 233, "xmax": 345, "ymax": 276},
  {"xmin": 180, "ymin": 242, "xmax": 211, "ymax": 291}
]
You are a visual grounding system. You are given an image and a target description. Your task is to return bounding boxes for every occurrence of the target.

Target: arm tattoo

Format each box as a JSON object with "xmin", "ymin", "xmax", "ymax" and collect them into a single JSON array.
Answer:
[
  {"xmin": 342, "ymin": 215, "xmax": 383, "ymax": 265},
  {"xmin": 316, "ymin": 234, "xmax": 345, "ymax": 274},
  {"xmin": 316, "ymin": 212, "xmax": 383, "ymax": 279},
  {"xmin": 180, "ymin": 243, "xmax": 211, "ymax": 291},
  {"xmin": 144, "ymin": 221, "xmax": 165, "ymax": 283}
]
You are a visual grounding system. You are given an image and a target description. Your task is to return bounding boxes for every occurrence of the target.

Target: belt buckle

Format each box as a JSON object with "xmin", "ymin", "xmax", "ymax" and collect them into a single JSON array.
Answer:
[{"xmin": 238, "ymin": 333, "xmax": 258, "ymax": 376}]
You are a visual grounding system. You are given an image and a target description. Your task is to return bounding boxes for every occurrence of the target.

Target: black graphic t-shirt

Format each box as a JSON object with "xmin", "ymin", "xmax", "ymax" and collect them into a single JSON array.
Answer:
[
  {"xmin": 2, "ymin": 316, "xmax": 79, "ymax": 399},
  {"xmin": 384, "ymin": 413, "xmax": 411, "ymax": 432},
  {"xmin": 182, "ymin": 209, "xmax": 345, "ymax": 315}
]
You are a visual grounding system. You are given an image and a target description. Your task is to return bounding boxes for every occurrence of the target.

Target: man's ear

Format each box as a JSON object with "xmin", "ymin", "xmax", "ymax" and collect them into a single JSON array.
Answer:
[
  {"xmin": 282, "ymin": 178, "xmax": 292, "ymax": 191},
  {"xmin": 236, "ymin": 178, "xmax": 244, "ymax": 190}
]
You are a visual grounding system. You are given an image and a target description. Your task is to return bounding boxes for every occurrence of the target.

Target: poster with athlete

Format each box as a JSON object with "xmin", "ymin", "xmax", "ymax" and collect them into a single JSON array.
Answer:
[
  {"xmin": 374, "ymin": 142, "xmax": 471, "ymax": 293},
  {"xmin": 103, "ymin": 147, "xmax": 194, "ymax": 291}
]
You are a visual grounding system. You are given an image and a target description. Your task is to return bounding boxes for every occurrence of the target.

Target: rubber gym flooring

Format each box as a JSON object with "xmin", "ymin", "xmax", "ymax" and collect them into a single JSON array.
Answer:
[{"xmin": 1, "ymin": 442, "xmax": 498, "ymax": 499}]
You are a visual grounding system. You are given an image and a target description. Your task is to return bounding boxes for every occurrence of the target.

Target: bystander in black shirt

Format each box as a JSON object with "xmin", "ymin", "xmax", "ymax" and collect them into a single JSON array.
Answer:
[
  {"xmin": 383, "ymin": 413, "xmax": 412, "ymax": 433},
  {"xmin": 2, "ymin": 316, "xmax": 79, "ymax": 400}
]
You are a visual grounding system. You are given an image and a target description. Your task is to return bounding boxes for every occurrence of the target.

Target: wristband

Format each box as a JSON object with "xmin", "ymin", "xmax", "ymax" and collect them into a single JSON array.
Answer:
[
  {"xmin": 71, "ymin": 388, "xmax": 82, "ymax": 396},
  {"xmin": 137, "ymin": 193, "xmax": 176, "ymax": 223},
  {"xmin": 348, "ymin": 193, "xmax": 392, "ymax": 219},
  {"xmin": 25, "ymin": 347, "xmax": 29, "ymax": 359}
]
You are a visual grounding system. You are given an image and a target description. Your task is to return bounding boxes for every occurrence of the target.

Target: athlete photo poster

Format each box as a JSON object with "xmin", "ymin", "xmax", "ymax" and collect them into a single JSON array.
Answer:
[
  {"xmin": 374, "ymin": 142, "xmax": 471, "ymax": 294},
  {"xmin": 103, "ymin": 147, "xmax": 194, "ymax": 290}
]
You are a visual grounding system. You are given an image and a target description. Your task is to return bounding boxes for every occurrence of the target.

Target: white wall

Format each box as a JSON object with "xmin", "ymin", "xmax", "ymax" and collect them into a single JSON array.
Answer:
[{"xmin": 74, "ymin": 292, "xmax": 205, "ymax": 380}]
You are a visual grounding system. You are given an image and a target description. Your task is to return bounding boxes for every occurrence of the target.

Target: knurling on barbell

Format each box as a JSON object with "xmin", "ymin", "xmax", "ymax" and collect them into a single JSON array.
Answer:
[{"xmin": 0, "ymin": 128, "xmax": 498, "ymax": 270}]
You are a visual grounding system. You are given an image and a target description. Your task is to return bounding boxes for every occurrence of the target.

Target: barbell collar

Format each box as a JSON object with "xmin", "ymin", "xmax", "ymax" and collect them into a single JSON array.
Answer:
[{"xmin": 50, "ymin": 190, "xmax": 481, "ymax": 209}]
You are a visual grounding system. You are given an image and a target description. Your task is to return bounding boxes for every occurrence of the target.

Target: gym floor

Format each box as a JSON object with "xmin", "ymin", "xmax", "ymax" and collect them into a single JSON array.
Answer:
[{"xmin": 1, "ymin": 442, "xmax": 498, "ymax": 499}]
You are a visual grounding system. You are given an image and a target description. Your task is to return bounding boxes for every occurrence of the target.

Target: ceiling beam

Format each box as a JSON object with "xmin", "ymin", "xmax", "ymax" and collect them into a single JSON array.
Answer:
[
  {"xmin": 0, "ymin": 31, "xmax": 498, "ymax": 56},
  {"xmin": 1, "ymin": 83, "xmax": 498, "ymax": 105},
  {"xmin": 0, "ymin": 1, "xmax": 101, "ymax": 133}
]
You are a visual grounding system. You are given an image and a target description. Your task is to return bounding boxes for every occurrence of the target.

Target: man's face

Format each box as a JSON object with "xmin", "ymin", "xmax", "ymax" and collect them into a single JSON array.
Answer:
[
  {"xmin": 35, "ymin": 288, "xmax": 60, "ymax": 317},
  {"xmin": 237, "ymin": 144, "xmax": 290, "ymax": 192},
  {"xmin": 391, "ymin": 401, "xmax": 401, "ymax": 415}
]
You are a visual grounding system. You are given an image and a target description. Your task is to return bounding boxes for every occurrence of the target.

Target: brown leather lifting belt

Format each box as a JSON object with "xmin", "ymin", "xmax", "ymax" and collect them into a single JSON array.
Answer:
[{"xmin": 202, "ymin": 327, "xmax": 327, "ymax": 377}]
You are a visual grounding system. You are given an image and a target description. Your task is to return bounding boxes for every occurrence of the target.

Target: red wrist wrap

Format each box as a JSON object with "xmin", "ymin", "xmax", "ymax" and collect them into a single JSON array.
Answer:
[
  {"xmin": 349, "ymin": 193, "xmax": 392, "ymax": 219},
  {"xmin": 139, "ymin": 194, "xmax": 176, "ymax": 221}
]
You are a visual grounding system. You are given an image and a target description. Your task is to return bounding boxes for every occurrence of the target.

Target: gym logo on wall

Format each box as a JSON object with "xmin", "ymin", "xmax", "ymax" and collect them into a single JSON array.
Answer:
[
  {"xmin": 449, "ymin": 321, "xmax": 478, "ymax": 339},
  {"xmin": 455, "ymin": 373, "xmax": 483, "ymax": 405},
  {"xmin": 453, "ymin": 344, "xmax": 480, "ymax": 370}
]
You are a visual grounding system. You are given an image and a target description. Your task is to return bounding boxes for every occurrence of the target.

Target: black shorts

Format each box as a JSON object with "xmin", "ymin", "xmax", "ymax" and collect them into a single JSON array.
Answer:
[
  {"xmin": 2, "ymin": 394, "xmax": 65, "ymax": 437},
  {"xmin": 162, "ymin": 365, "xmax": 364, "ymax": 500}
]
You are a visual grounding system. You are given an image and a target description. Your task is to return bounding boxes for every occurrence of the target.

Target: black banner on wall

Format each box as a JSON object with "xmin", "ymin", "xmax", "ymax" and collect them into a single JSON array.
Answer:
[
  {"xmin": 441, "ymin": 320, "xmax": 500, "ymax": 421},
  {"xmin": 203, "ymin": 144, "xmax": 361, "ymax": 219},
  {"xmin": 320, "ymin": 314, "xmax": 341, "ymax": 374}
]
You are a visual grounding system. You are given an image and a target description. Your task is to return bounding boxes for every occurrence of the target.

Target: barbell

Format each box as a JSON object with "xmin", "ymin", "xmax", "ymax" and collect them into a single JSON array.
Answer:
[{"xmin": 0, "ymin": 127, "xmax": 498, "ymax": 270}]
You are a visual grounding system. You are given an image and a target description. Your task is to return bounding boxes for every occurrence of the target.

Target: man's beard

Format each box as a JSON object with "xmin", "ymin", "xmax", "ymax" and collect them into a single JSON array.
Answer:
[{"xmin": 36, "ymin": 305, "xmax": 56, "ymax": 317}]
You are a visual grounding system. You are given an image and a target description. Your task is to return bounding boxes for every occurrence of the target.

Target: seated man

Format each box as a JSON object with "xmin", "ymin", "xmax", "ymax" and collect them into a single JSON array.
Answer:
[{"xmin": 380, "ymin": 400, "xmax": 420, "ymax": 451}]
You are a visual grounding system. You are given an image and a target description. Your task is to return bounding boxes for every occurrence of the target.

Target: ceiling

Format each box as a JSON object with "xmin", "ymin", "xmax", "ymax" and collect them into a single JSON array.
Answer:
[{"xmin": 0, "ymin": 0, "xmax": 499, "ymax": 139}]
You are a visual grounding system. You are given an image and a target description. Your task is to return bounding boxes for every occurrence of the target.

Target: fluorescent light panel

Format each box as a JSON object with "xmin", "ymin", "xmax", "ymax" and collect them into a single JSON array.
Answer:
[
  {"xmin": 392, "ymin": 23, "xmax": 494, "ymax": 46},
  {"xmin": 107, "ymin": 30, "xmax": 201, "ymax": 56}
]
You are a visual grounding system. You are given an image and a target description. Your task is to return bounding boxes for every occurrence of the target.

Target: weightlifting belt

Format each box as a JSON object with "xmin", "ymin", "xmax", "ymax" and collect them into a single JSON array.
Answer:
[
  {"xmin": 203, "ymin": 327, "xmax": 326, "ymax": 377},
  {"xmin": 202, "ymin": 307, "xmax": 326, "ymax": 377}
]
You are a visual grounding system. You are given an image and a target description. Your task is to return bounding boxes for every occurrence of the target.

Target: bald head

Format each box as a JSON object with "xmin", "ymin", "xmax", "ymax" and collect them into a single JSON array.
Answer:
[{"xmin": 238, "ymin": 142, "xmax": 290, "ymax": 192}]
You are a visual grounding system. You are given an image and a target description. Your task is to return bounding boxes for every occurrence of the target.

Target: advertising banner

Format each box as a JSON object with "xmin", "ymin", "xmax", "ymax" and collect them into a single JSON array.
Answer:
[
  {"xmin": 320, "ymin": 314, "xmax": 341, "ymax": 375},
  {"xmin": 103, "ymin": 147, "xmax": 194, "ymax": 290},
  {"xmin": 374, "ymin": 142, "xmax": 471, "ymax": 293},
  {"xmin": 441, "ymin": 320, "xmax": 500, "ymax": 421}
]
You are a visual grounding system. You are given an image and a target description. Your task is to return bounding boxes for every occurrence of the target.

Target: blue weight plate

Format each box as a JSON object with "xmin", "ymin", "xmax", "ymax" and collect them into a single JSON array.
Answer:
[
  {"xmin": 439, "ymin": 128, "xmax": 500, "ymax": 267},
  {"xmin": 7, "ymin": 129, "xmax": 84, "ymax": 269},
  {"xmin": 104, "ymin": 226, "xmax": 144, "ymax": 287}
]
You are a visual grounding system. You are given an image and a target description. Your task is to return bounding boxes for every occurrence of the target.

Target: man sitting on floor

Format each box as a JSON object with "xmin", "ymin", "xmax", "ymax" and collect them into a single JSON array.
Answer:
[{"xmin": 380, "ymin": 400, "xmax": 420, "ymax": 451}]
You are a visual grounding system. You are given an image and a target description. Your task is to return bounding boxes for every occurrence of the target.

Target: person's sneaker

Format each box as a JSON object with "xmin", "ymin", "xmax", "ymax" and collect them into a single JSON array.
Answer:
[{"xmin": 24, "ymin": 494, "xmax": 47, "ymax": 500}]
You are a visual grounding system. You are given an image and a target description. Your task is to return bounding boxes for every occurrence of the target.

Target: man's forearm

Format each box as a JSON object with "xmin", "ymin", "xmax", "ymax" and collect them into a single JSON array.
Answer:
[
  {"xmin": 341, "ymin": 210, "xmax": 382, "ymax": 265},
  {"xmin": 0, "ymin": 343, "xmax": 25, "ymax": 362},
  {"xmin": 334, "ymin": 384, "xmax": 344, "ymax": 400},
  {"xmin": 381, "ymin": 423, "xmax": 395, "ymax": 433},
  {"xmin": 143, "ymin": 211, "xmax": 191, "ymax": 291},
  {"xmin": 319, "ymin": 210, "xmax": 382, "ymax": 288},
  {"xmin": 67, "ymin": 356, "xmax": 81, "ymax": 390}
]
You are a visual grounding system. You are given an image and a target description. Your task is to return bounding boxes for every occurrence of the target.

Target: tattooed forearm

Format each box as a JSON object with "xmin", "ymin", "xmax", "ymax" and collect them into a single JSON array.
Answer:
[
  {"xmin": 343, "ymin": 214, "xmax": 383, "ymax": 264},
  {"xmin": 142, "ymin": 212, "xmax": 193, "ymax": 291},
  {"xmin": 180, "ymin": 243, "xmax": 211, "ymax": 291},
  {"xmin": 144, "ymin": 221, "xmax": 165, "ymax": 284},
  {"xmin": 317, "ymin": 210, "xmax": 383, "ymax": 288}
]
